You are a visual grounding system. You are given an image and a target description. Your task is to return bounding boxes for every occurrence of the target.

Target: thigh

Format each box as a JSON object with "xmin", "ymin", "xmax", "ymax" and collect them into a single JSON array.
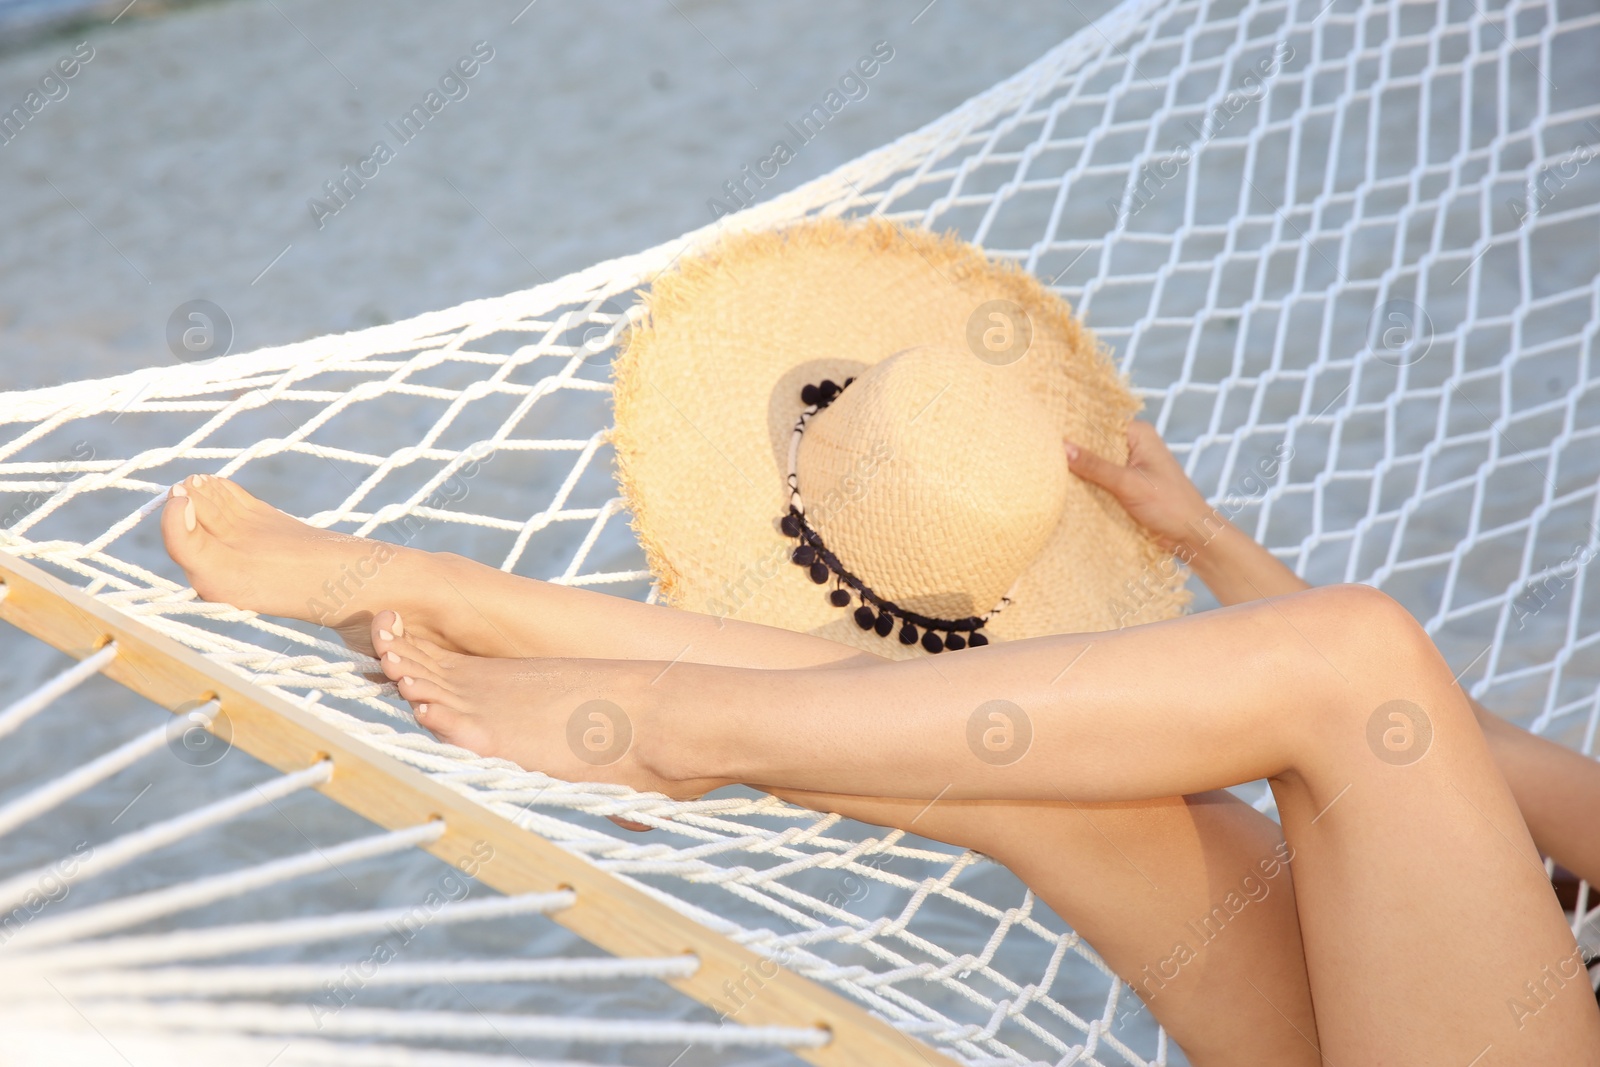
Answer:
[{"xmin": 772, "ymin": 786, "xmax": 1320, "ymax": 1067}]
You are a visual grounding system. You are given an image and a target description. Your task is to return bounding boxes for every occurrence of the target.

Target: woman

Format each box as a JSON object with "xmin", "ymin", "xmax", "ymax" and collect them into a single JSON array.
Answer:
[{"xmin": 160, "ymin": 416, "xmax": 1600, "ymax": 1064}]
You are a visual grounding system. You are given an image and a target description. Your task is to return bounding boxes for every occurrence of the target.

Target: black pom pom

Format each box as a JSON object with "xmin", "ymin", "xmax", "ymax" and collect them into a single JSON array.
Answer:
[
  {"xmin": 873, "ymin": 612, "xmax": 894, "ymax": 637},
  {"xmin": 808, "ymin": 561, "xmax": 829, "ymax": 584},
  {"xmin": 801, "ymin": 383, "xmax": 821, "ymax": 406},
  {"xmin": 898, "ymin": 622, "xmax": 919, "ymax": 645},
  {"xmin": 921, "ymin": 631, "xmax": 945, "ymax": 654},
  {"xmin": 792, "ymin": 544, "xmax": 816, "ymax": 566},
  {"xmin": 969, "ymin": 631, "xmax": 989, "ymax": 647},
  {"xmin": 819, "ymin": 379, "xmax": 840, "ymax": 401},
  {"xmin": 854, "ymin": 605, "xmax": 877, "ymax": 630},
  {"xmin": 780, "ymin": 514, "xmax": 801, "ymax": 538},
  {"xmin": 829, "ymin": 588, "xmax": 851, "ymax": 607},
  {"xmin": 945, "ymin": 633, "xmax": 967, "ymax": 651}
]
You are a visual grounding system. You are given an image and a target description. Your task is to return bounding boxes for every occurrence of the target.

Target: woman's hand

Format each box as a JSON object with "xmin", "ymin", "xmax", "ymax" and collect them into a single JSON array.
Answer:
[
  {"xmin": 1067, "ymin": 420, "xmax": 1310, "ymax": 605},
  {"xmin": 1065, "ymin": 420, "xmax": 1215, "ymax": 556}
]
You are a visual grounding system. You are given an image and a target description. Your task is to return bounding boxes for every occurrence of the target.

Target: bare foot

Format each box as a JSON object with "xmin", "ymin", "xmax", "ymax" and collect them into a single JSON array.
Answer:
[
  {"xmin": 368, "ymin": 611, "xmax": 719, "ymax": 802},
  {"xmin": 161, "ymin": 474, "xmax": 441, "ymax": 656}
]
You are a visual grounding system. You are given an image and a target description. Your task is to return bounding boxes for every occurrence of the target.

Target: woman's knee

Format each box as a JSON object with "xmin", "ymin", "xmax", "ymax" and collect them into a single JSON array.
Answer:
[
  {"xmin": 1274, "ymin": 584, "xmax": 1464, "ymax": 762},
  {"xmin": 1287, "ymin": 584, "xmax": 1444, "ymax": 687}
]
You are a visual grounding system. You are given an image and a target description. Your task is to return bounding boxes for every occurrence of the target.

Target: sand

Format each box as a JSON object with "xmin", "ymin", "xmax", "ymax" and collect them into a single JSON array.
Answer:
[{"xmin": 0, "ymin": 0, "xmax": 1110, "ymax": 392}]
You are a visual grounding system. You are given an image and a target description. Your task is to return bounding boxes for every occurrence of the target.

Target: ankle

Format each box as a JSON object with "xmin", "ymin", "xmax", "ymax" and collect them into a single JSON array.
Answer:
[{"xmin": 628, "ymin": 663, "xmax": 738, "ymax": 796}]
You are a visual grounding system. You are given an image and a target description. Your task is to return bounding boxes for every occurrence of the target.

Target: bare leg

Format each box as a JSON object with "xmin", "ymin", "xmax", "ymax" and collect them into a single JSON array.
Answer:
[
  {"xmin": 368, "ymin": 585, "xmax": 1600, "ymax": 1062},
  {"xmin": 161, "ymin": 475, "xmax": 1318, "ymax": 1063},
  {"xmin": 1070, "ymin": 421, "xmax": 1600, "ymax": 887},
  {"xmin": 1175, "ymin": 504, "xmax": 1600, "ymax": 886}
]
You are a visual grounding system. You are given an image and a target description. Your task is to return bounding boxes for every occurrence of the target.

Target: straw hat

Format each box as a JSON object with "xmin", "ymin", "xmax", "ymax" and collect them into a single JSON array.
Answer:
[{"xmin": 612, "ymin": 218, "xmax": 1190, "ymax": 658}]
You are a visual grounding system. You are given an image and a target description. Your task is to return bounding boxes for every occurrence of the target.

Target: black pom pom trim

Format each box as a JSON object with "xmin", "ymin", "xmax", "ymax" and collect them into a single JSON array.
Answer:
[{"xmin": 783, "ymin": 376, "xmax": 1009, "ymax": 655}]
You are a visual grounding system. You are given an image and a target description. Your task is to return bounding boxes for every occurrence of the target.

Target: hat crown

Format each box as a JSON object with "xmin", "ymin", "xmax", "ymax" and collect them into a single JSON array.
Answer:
[{"xmin": 796, "ymin": 346, "xmax": 1068, "ymax": 620}]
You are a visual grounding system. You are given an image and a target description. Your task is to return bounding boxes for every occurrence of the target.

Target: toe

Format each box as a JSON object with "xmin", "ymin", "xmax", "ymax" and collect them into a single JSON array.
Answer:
[
  {"xmin": 395, "ymin": 672, "xmax": 449, "ymax": 705},
  {"xmin": 205, "ymin": 475, "xmax": 254, "ymax": 507},
  {"xmin": 410, "ymin": 698, "xmax": 471, "ymax": 748},
  {"xmin": 406, "ymin": 633, "xmax": 455, "ymax": 665},
  {"xmin": 373, "ymin": 626, "xmax": 443, "ymax": 678},
  {"xmin": 161, "ymin": 484, "xmax": 208, "ymax": 571},
  {"xmin": 184, "ymin": 474, "xmax": 239, "ymax": 529},
  {"xmin": 371, "ymin": 611, "xmax": 404, "ymax": 653}
]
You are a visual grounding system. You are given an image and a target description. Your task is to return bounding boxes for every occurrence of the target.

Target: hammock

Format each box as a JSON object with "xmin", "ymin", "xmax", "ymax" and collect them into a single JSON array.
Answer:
[{"xmin": 2, "ymin": 0, "xmax": 1598, "ymax": 1061}]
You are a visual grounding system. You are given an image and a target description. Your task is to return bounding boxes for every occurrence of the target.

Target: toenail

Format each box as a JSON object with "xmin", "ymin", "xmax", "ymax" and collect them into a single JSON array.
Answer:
[
  {"xmin": 171, "ymin": 484, "xmax": 188, "ymax": 499},
  {"xmin": 385, "ymin": 651, "xmax": 400, "ymax": 664},
  {"xmin": 417, "ymin": 703, "xmax": 428, "ymax": 716},
  {"xmin": 182, "ymin": 499, "xmax": 196, "ymax": 533},
  {"xmin": 401, "ymin": 676, "xmax": 413, "ymax": 686},
  {"xmin": 392, "ymin": 614, "xmax": 404, "ymax": 637},
  {"xmin": 378, "ymin": 629, "xmax": 394, "ymax": 643}
]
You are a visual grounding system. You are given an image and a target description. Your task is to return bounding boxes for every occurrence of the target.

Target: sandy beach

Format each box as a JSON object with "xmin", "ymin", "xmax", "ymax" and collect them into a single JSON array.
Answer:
[
  {"xmin": 0, "ymin": 0, "xmax": 1109, "ymax": 392},
  {"xmin": 2, "ymin": 0, "xmax": 1596, "ymax": 1062}
]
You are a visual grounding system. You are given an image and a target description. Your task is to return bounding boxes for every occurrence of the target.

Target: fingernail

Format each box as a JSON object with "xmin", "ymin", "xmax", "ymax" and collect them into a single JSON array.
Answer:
[
  {"xmin": 183, "ymin": 499, "xmax": 196, "ymax": 532},
  {"xmin": 378, "ymin": 629, "xmax": 394, "ymax": 643},
  {"xmin": 392, "ymin": 614, "xmax": 404, "ymax": 637},
  {"xmin": 1065, "ymin": 443, "xmax": 1080, "ymax": 461},
  {"xmin": 171, "ymin": 484, "xmax": 188, "ymax": 499}
]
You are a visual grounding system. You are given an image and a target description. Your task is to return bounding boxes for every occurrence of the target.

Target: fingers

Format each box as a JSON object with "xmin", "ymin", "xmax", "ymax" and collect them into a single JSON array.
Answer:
[
  {"xmin": 1124, "ymin": 418, "xmax": 1179, "ymax": 468},
  {"xmin": 1064, "ymin": 436, "xmax": 1132, "ymax": 495}
]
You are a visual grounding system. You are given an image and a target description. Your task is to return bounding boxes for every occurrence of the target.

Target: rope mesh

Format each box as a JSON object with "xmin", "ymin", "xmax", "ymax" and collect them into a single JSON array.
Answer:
[{"xmin": 2, "ymin": 0, "xmax": 1598, "ymax": 1062}]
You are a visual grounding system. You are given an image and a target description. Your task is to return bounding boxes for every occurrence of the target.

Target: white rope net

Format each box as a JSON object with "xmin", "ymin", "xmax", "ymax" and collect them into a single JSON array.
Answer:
[{"xmin": 2, "ymin": 0, "xmax": 1598, "ymax": 1061}]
